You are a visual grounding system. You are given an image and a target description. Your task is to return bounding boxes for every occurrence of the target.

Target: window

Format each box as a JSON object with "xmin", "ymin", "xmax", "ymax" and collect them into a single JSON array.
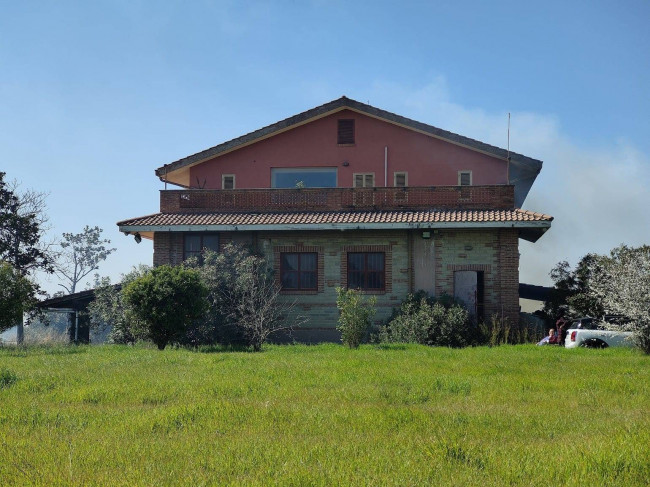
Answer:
[
  {"xmin": 222, "ymin": 174, "xmax": 235, "ymax": 190},
  {"xmin": 458, "ymin": 171, "xmax": 472, "ymax": 186},
  {"xmin": 184, "ymin": 234, "xmax": 219, "ymax": 261},
  {"xmin": 337, "ymin": 119, "xmax": 355, "ymax": 144},
  {"xmin": 281, "ymin": 252, "xmax": 317, "ymax": 290},
  {"xmin": 394, "ymin": 172, "xmax": 407, "ymax": 187},
  {"xmin": 353, "ymin": 173, "xmax": 374, "ymax": 188},
  {"xmin": 271, "ymin": 168, "xmax": 337, "ymax": 188},
  {"xmin": 348, "ymin": 252, "xmax": 385, "ymax": 290}
]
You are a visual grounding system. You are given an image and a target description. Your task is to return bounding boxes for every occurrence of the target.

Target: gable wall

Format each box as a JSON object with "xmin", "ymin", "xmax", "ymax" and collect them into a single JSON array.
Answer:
[{"xmin": 189, "ymin": 110, "xmax": 507, "ymax": 189}]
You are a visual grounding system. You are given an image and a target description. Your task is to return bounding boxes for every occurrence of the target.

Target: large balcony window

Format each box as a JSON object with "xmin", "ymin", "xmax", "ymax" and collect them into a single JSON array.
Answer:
[{"xmin": 271, "ymin": 167, "xmax": 337, "ymax": 188}]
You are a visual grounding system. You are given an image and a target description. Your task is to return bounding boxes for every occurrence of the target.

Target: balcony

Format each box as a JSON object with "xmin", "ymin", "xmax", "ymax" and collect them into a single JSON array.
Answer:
[{"xmin": 160, "ymin": 185, "xmax": 515, "ymax": 214}]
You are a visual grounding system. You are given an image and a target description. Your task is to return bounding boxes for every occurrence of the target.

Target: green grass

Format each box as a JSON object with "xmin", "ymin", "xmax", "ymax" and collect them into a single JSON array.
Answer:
[{"xmin": 0, "ymin": 344, "xmax": 648, "ymax": 486}]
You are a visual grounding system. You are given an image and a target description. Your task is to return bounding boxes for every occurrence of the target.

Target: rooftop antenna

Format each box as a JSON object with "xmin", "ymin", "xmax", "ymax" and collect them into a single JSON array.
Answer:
[
  {"xmin": 507, "ymin": 112, "xmax": 511, "ymax": 159},
  {"xmin": 506, "ymin": 113, "xmax": 511, "ymax": 184}
]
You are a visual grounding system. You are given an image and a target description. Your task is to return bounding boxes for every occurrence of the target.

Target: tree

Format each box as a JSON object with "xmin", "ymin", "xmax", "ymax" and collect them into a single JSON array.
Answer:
[
  {"xmin": 122, "ymin": 265, "xmax": 208, "ymax": 350},
  {"xmin": 0, "ymin": 172, "xmax": 53, "ymax": 343},
  {"xmin": 54, "ymin": 226, "xmax": 116, "ymax": 294},
  {"xmin": 544, "ymin": 254, "xmax": 605, "ymax": 320},
  {"xmin": 87, "ymin": 266, "xmax": 151, "ymax": 344},
  {"xmin": 190, "ymin": 244, "xmax": 303, "ymax": 351},
  {"xmin": 0, "ymin": 262, "xmax": 37, "ymax": 333},
  {"xmin": 587, "ymin": 245, "xmax": 650, "ymax": 354},
  {"xmin": 0, "ymin": 172, "xmax": 53, "ymax": 274}
]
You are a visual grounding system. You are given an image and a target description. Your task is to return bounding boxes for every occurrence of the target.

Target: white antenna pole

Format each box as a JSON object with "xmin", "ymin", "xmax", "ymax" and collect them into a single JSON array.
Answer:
[
  {"xmin": 507, "ymin": 112, "xmax": 511, "ymax": 158},
  {"xmin": 506, "ymin": 113, "xmax": 511, "ymax": 185}
]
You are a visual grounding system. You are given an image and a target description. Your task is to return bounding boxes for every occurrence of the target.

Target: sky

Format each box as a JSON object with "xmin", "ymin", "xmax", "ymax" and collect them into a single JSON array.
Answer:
[{"xmin": 1, "ymin": 0, "xmax": 649, "ymax": 297}]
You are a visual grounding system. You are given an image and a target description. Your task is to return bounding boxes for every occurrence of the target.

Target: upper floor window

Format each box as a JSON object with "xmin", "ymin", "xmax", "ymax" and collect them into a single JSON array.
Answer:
[
  {"xmin": 394, "ymin": 172, "xmax": 407, "ymax": 187},
  {"xmin": 271, "ymin": 167, "xmax": 337, "ymax": 188},
  {"xmin": 222, "ymin": 174, "xmax": 235, "ymax": 190},
  {"xmin": 184, "ymin": 234, "xmax": 219, "ymax": 262},
  {"xmin": 353, "ymin": 173, "xmax": 374, "ymax": 188},
  {"xmin": 281, "ymin": 252, "xmax": 317, "ymax": 290},
  {"xmin": 458, "ymin": 171, "xmax": 472, "ymax": 186},
  {"xmin": 337, "ymin": 119, "xmax": 355, "ymax": 144},
  {"xmin": 348, "ymin": 252, "xmax": 385, "ymax": 290}
]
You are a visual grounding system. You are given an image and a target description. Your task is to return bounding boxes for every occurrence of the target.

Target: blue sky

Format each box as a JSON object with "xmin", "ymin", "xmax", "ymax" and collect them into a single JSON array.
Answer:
[{"xmin": 1, "ymin": 0, "xmax": 649, "ymax": 295}]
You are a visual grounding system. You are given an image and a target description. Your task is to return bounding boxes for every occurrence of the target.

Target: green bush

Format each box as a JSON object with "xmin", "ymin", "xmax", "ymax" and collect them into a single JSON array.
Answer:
[
  {"xmin": 336, "ymin": 288, "xmax": 376, "ymax": 348},
  {"xmin": 122, "ymin": 266, "xmax": 208, "ymax": 350},
  {"xmin": 88, "ymin": 266, "xmax": 151, "ymax": 344},
  {"xmin": 379, "ymin": 292, "xmax": 474, "ymax": 347}
]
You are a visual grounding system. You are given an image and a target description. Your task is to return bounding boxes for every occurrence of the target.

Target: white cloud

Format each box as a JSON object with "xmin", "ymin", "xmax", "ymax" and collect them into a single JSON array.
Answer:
[{"xmin": 367, "ymin": 79, "xmax": 650, "ymax": 285}]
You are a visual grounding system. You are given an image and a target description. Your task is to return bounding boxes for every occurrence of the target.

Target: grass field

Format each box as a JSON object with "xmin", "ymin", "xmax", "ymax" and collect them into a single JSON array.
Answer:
[{"xmin": 0, "ymin": 343, "xmax": 648, "ymax": 486}]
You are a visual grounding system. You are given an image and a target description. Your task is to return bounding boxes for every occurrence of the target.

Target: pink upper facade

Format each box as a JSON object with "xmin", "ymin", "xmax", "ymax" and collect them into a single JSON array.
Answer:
[{"xmin": 188, "ymin": 110, "xmax": 507, "ymax": 189}]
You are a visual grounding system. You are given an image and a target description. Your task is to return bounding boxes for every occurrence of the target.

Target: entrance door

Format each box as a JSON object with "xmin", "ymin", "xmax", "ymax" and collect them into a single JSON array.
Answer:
[{"xmin": 454, "ymin": 271, "xmax": 478, "ymax": 318}]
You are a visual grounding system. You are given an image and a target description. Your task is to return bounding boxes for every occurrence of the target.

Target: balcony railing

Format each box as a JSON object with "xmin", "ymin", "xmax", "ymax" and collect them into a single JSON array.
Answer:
[{"xmin": 160, "ymin": 185, "xmax": 515, "ymax": 213}]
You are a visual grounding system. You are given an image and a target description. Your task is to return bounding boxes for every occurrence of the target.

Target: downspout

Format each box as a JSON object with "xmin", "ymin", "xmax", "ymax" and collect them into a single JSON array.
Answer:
[
  {"xmin": 384, "ymin": 146, "xmax": 388, "ymax": 187},
  {"xmin": 74, "ymin": 311, "xmax": 79, "ymax": 344}
]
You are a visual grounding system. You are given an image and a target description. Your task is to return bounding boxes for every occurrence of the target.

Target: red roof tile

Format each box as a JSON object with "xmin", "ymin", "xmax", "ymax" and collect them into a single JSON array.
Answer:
[{"xmin": 118, "ymin": 208, "xmax": 553, "ymax": 227}]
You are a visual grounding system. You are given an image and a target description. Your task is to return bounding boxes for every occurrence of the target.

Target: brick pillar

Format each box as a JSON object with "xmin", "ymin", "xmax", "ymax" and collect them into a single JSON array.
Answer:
[{"xmin": 498, "ymin": 229, "xmax": 520, "ymax": 325}]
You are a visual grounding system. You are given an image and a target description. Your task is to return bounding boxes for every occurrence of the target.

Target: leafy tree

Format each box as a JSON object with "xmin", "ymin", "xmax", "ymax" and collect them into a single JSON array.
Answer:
[
  {"xmin": 0, "ymin": 262, "xmax": 37, "ymax": 333},
  {"xmin": 122, "ymin": 265, "xmax": 208, "ymax": 350},
  {"xmin": 336, "ymin": 287, "xmax": 376, "ymax": 348},
  {"xmin": 0, "ymin": 172, "xmax": 53, "ymax": 342},
  {"xmin": 587, "ymin": 245, "xmax": 650, "ymax": 354},
  {"xmin": 544, "ymin": 254, "xmax": 605, "ymax": 319},
  {"xmin": 0, "ymin": 172, "xmax": 53, "ymax": 274},
  {"xmin": 54, "ymin": 226, "xmax": 116, "ymax": 294},
  {"xmin": 189, "ymin": 244, "xmax": 302, "ymax": 351},
  {"xmin": 87, "ymin": 266, "xmax": 151, "ymax": 344}
]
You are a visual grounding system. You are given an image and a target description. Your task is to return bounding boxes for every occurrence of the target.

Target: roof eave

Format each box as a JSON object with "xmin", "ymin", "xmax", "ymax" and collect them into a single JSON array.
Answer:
[{"xmin": 119, "ymin": 220, "xmax": 551, "ymax": 242}]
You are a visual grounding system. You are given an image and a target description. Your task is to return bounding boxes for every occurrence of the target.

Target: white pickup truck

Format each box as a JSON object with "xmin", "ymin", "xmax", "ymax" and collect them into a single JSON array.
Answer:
[{"xmin": 564, "ymin": 317, "xmax": 634, "ymax": 349}]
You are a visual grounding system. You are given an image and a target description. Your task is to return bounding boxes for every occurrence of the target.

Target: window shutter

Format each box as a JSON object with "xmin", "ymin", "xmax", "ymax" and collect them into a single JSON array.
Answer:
[
  {"xmin": 338, "ymin": 119, "xmax": 355, "ymax": 144},
  {"xmin": 222, "ymin": 175, "xmax": 234, "ymax": 190}
]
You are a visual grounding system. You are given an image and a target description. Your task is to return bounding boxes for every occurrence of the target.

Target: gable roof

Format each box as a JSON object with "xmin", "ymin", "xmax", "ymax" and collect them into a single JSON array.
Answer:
[{"xmin": 156, "ymin": 97, "xmax": 542, "ymax": 174}]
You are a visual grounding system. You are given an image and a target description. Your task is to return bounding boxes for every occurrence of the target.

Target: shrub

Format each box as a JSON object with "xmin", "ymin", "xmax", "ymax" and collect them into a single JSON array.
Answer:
[
  {"xmin": 87, "ymin": 266, "xmax": 151, "ymax": 344},
  {"xmin": 379, "ymin": 292, "xmax": 473, "ymax": 347},
  {"xmin": 188, "ymin": 244, "xmax": 302, "ymax": 351},
  {"xmin": 336, "ymin": 288, "xmax": 376, "ymax": 348},
  {"xmin": 122, "ymin": 265, "xmax": 208, "ymax": 350}
]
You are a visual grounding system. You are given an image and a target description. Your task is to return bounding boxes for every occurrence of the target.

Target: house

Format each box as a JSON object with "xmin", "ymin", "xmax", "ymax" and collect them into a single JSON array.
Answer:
[{"xmin": 117, "ymin": 97, "xmax": 552, "ymax": 342}]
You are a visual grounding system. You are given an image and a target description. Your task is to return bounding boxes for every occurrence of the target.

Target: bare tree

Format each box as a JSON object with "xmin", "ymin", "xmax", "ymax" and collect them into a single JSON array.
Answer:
[
  {"xmin": 54, "ymin": 226, "xmax": 116, "ymax": 294},
  {"xmin": 190, "ymin": 244, "xmax": 305, "ymax": 350}
]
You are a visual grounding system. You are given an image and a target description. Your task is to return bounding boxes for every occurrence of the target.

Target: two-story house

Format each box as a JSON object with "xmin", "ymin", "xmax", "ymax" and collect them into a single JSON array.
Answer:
[{"xmin": 118, "ymin": 97, "xmax": 552, "ymax": 342}]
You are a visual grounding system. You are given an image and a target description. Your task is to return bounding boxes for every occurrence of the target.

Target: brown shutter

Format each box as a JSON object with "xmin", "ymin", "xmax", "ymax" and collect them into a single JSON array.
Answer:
[{"xmin": 338, "ymin": 119, "xmax": 355, "ymax": 144}]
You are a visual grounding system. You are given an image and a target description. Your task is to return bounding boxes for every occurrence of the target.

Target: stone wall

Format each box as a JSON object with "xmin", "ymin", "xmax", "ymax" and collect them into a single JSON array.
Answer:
[{"xmin": 151, "ymin": 227, "xmax": 520, "ymax": 341}]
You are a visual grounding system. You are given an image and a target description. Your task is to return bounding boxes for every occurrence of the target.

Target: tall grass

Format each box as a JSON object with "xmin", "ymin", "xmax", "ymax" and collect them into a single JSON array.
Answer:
[{"xmin": 0, "ymin": 344, "xmax": 648, "ymax": 486}]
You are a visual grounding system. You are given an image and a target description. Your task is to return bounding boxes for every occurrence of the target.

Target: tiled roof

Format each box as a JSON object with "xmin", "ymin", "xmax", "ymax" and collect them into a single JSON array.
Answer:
[
  {"xmin": 118, "ymin": 208, "xmax": 553, "ymax": 227},
  {"xmin": 155, "ymin": 96, "xmax": 542, "ymax": 178}
]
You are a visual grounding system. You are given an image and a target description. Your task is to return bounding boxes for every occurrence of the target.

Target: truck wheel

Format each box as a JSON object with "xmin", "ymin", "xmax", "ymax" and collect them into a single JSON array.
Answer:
[{"xmin": 581, "ymin": 338, "xmax": 608, "ymax": 349}]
